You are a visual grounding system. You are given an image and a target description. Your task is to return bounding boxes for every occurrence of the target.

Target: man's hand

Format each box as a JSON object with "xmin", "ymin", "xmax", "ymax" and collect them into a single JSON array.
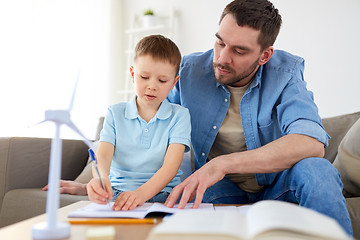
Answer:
[
  {"xmin": 165, "ymin": 158, "xmax": 226, "ymax": 209},
  {"xmin": 113, "ymin": 191, "xmax": 146, "ymax": 211},
  {"xmin": 42, "ymin": 180, "xmax": 87, "ymax": 196}
]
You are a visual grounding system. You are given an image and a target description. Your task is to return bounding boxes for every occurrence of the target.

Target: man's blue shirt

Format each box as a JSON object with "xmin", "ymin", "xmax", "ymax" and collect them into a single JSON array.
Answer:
[
  {"xmin": 167, "ymin": 49, "xmax": 330, "ymax": 185},
  {"xmin": 100, "ymin": 97, "xmax": 191, "ymax": 193}
]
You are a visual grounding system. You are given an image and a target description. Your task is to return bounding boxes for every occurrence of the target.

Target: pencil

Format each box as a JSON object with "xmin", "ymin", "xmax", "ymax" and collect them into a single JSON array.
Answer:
[{"xmin": 68, "ymin": 218, "xmax": 158, "ymax": 225}]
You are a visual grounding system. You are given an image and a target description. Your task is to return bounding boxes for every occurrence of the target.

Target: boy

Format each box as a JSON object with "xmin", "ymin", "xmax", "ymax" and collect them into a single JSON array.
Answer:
[{"xmin": 87, "ymin": 35, "xmax": 191, "ymax": 211}]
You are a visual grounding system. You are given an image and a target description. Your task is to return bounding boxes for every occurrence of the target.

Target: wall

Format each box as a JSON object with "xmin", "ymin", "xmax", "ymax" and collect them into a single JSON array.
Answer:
[
  {"xmin": 272, "ymin": 0, "xmax": 360, "ymax": 117},
  {"xmin": 119, "ymin": 0, "xmax": 360, "ymax": 118},
  {"xmin": 1, "ymin": 0, "xmax": 359, "ymax": 139}
]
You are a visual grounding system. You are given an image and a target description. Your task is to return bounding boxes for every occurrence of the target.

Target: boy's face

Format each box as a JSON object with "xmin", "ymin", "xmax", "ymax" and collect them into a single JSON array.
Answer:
[{"xmin": 130, "ymin": 55, "xmax": 179, "ymax": 110}]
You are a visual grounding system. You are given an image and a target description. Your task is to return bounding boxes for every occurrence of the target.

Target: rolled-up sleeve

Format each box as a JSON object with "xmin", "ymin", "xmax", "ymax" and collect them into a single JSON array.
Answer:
[{"xmin": 276, "ymin": 67, "xmax": 330, "ymax": 147}]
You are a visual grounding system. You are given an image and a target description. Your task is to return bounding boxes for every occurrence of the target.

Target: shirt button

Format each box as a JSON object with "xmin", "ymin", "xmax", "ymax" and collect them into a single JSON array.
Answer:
[
  {"xmin": 213, "ymin": 126, "xmax": 217, "ymax": 130},
  {"xmin": 202, "ymin": 153, "xmax": 205, "ymax": 156},
  {"xmin": 144, "ymin": 129, "xmax": 149, "ymax": 132},
  {"xmin": 224, "ymin": 98, "xmax": 228, "ymax": 102}
]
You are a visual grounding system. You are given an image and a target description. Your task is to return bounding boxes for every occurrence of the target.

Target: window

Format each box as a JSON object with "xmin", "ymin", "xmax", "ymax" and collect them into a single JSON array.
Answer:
[{"xmin": 0, "ymin": 0, "xmax": 110, "ymax": 140}]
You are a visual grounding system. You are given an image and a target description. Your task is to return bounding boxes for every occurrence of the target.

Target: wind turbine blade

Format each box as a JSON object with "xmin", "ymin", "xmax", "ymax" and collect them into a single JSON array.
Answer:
[
  {"xmin": 27, "ymin": 120, "xmax": 48, "ymax": 128},
  {"xmin": 66, "ymin": 120, "xmax": 95, "ymax": 149},
  {"xmin": 68, "ymin": 70, "xmax": 81, "ymax": 112}
]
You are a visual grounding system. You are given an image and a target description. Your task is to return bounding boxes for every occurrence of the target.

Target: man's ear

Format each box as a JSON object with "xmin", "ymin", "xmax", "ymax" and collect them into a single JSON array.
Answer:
[{"xmin": 259, "ymin": 46, "xmax": 274, "ymax": 66}]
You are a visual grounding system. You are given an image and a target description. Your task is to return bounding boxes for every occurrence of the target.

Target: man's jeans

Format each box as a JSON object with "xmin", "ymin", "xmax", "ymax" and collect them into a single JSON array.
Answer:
[{"xmin": 202, "ymin": 157, "xmax": 353, "ymax": 236}]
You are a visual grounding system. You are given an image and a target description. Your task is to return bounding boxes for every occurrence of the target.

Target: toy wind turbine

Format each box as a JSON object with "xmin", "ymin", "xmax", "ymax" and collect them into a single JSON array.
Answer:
[{"xmin": 32, "ymin": 75, "xmax": 95, "ymax": 239}]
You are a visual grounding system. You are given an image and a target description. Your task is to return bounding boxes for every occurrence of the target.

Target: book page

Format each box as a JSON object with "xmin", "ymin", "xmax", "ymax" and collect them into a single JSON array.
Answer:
[
  {"xmin": 246, "ymin": 200, "xmax": 350, "ymax": 240},
  {"xmin": 237, "ymin": 205, "xmax": 251, "ymax": 215},
  {"xmin": 67, "ymin": 202, "xmax": 153, "ymax": 218},
  {"xmin": 214, "ymin": 205, "xmax": 251, "ymax": 216},
  {"xmin": 67, "ymin": 202, "xmax": 214, "ymax": 219},
  {"xmin": 150, "ymin": 202, "xmax": 214, "ymax": 215},
  {"xmin": 149, "ymin": 211, "xmax": 248, "ymax": 239},
  {"xmin": 214, "ymin": 205, "xmax": 238, "ymax": 212}
]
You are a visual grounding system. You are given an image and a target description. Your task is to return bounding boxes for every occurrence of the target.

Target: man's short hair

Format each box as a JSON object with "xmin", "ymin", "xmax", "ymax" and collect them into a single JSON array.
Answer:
[
  {"xmin": 220, "ymin": 0, "xmax": 282, "ymax": 50},
  {"xmin": 134, "ymin": 34, "xmax": 182, "ymax": 75}
]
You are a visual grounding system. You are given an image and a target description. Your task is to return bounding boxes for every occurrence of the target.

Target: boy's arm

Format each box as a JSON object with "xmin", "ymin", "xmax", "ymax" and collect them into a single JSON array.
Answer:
[
  {"xmin": 94, "ymin": 141, "xmax": 114, "ymax": 177},
  {"xmin": 137, "ymin": 143, "xmax": 185, "ymax": 197},
  {"xmin": 87, "ymin": 141, "xmax": 114, "ymax": 204},
  {"xmin": 114, "ymin": 143, "xmax": 185, "ymax": 210}
]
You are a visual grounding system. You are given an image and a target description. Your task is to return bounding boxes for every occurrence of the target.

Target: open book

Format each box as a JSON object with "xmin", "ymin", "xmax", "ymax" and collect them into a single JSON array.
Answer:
[
  {"xmin": 147, "ymin": 200, "xmax": 351, "ymax": 240},
  {"xmin": 67, "ymin": 202, "xmax": 213, "ymax": 219}
]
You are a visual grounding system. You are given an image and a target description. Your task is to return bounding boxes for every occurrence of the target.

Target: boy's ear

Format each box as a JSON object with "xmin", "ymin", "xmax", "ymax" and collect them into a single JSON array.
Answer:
[
  {"xmin": 130, "ymin": 66, "xmax": 135, "ymax": 82},
  {"xmin": 172, "ymin": 75, "xmax": 180, "ymax": 88},
  {"xmin": 130, "ymin": 66, "xmax": 134, "ymax": 77}
]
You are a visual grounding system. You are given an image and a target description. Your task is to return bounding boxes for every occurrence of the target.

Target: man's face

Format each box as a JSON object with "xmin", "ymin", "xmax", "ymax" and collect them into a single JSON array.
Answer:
[{"xmin": 213, "ymin": 14, "xmax": 263, "ymax": 87}]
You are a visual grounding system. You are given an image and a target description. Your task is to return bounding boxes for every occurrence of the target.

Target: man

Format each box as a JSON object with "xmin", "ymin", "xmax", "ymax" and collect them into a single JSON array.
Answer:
[
  {"xmin": 44, "ymin": 0, "xmax": 352, "ymax": 236},
  {"xmin": 164, "ymin": 0, "xmax": 352, "ymax": 236}
]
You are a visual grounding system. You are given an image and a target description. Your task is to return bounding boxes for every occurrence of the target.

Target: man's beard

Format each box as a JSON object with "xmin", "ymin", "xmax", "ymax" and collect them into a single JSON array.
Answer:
[{"xmin": 212, "ymin": 58, "xmax": 259, "ymax": 86}]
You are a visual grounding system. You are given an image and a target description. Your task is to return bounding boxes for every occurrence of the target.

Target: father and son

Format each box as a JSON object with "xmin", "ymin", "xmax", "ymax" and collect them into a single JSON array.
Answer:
[{"xmin": 43, "ymin": 0, "xmax": 353, "ymax": 236}]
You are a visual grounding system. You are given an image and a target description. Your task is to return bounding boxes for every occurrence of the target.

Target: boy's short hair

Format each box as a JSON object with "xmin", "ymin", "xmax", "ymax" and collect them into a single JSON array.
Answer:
[
  {"xmin": 220, "ymin": 0, "xmax": 282, "ymax": 51},
  {"xmin": 134, "ymin": 35, "xmax": 182, "ymax": 75}
]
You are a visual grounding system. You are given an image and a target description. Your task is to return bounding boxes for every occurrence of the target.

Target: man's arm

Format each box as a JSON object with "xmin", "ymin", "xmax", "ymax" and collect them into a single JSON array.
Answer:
[
  {"xmin": 165, "ymin": 133, "xmax": 324, "ymax": 209},
  {"xmin": 42, "ymin": 180, "xmax": 87, "ymax": 196}
]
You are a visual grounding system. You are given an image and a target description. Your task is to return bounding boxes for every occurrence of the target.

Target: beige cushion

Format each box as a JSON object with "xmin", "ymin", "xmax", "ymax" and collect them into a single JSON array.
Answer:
[
  {"xmin": 74, "ymin": 141, "xmax": 99, "ymax": 184},
  {"xmin": 346, "ymin": 198, "xmax": 360, "ymax": 239},
  {"xmin": 74, "ymin": 163, "xmax": 93, "ymax": 184},
  {"xmin": 333, "ymin": 118, "xmax": 360, "ymax": 197},
  {"xmin": 0, "ymin": 188, "xmax": 88, "ymax": 227},
  {"xmin": 323, "ymin": 111, "xmax": 360, "ymax": 163}
]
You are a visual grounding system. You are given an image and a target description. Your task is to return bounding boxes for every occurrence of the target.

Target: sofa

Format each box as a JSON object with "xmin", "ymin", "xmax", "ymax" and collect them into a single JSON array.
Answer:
[{"xmin": 0, "ymin": 112, "xmax": 359, "ymax": 238}]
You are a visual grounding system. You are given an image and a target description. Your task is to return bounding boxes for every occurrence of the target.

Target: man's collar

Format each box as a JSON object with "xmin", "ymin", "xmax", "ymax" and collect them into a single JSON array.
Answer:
[{"xmin": 251, "ymin": 65, "xmax": 263, "ymax": 88}]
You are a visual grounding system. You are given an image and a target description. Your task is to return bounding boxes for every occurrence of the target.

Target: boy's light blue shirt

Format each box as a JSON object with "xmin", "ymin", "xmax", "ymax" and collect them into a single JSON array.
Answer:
[
  {"xmin": 100, "ymin": 97, "xmax": 191, "ymax": 193},
  {"xmin": 167, "ymin": 49, "xmax": 330, "ymax": 186}
]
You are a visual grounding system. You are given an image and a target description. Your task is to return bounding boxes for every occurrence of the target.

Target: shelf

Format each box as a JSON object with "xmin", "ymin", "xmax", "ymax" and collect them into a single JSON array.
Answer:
[
  {"xmin": 119, "ymin": 11, "xmax": 176, "ymax": 102},
  {"xmin": 125, "ymin": 25, "xmax": 169, "ymax": 34},
  {"xmin": 117, "ymin": 89, "xmax": 135, "ymax": 95}
]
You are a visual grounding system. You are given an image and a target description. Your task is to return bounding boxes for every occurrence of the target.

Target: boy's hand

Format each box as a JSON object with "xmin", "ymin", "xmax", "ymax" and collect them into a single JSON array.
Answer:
[
  {"xmin": 87, "ymin": 177, "xmax": 112, "ymax": 204},
  {"xmin": 113, "ymin": 191, "xmax": 146, "ymax": 211}
]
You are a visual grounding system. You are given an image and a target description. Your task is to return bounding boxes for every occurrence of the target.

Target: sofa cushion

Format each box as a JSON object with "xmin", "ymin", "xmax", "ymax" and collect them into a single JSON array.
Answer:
[
  {"xmin": 322, "ymin": 111, "xmax": 360, "ymax": 163},
  {"xmin": 74, "ymin": 141, "xmax": 99, "ymax": 184},
  {"xmin": 346, "ymin": 197, "xmax": 360, "ymax": 240},
  {"xmin": 0, "ymin": 188, "xmax": 88, "ymax": 227},
  {"xmin": 2, "ymin": 138, "xmax": 89, "ymax": 191},
  {"xmin": 333, "ymin": 118, "xmax": 360, "ymax": 197},
  {"xmin": 74, "ymin": 163, "xmax": 93, "ymax": 184}
]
